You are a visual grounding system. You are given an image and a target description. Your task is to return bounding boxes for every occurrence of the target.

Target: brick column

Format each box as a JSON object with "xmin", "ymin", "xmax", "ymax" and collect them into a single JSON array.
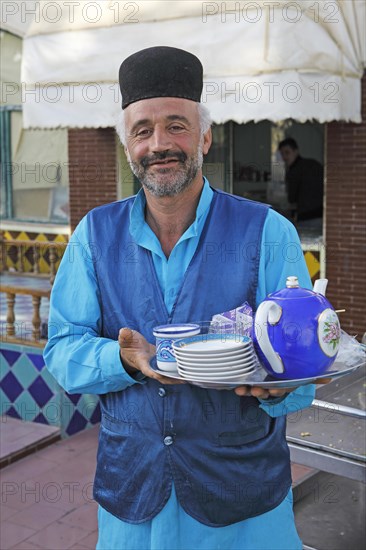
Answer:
[
  {"xmin": 325, "ymin": 72, "xmax": 366, "ymax": 338},
  {"xmin": 68, "ymin": 128, "xmax": 117, "ymax": 230}
]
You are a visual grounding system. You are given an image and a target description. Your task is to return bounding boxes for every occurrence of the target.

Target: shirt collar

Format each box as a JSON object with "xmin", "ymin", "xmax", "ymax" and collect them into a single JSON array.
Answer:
[{"xmin": 129, "ymin": 177, "xmax": 214, "ymax": 245}]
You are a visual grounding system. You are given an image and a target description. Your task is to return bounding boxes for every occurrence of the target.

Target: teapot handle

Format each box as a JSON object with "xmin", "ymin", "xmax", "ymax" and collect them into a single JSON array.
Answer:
[{"xmin": 255, "ymin": 301, "xmax": 285, "ymax": 374}]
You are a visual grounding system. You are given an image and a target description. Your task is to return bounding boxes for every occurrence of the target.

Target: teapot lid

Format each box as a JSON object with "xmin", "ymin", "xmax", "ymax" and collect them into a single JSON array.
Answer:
[
  {"xmin": 268, "ymin": 276, "xmax": 318, "ymax": 300},
  {"xmin": 286, "ymin": 276, "xmax": 300, "ymax": 288}
]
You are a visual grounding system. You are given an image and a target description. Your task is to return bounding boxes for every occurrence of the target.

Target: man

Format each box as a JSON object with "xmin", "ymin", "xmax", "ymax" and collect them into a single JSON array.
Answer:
[
  {"xmin": 279, "ymin": 137, "xmax": 324, "ymax": 222},
  {"xmin": 45, "ymin": 47, "xmax": 319, "ymax": 549}
]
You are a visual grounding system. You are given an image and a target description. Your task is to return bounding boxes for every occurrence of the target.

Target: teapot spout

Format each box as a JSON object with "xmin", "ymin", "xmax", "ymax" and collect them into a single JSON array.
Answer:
[{"xmin": 313, "ymin": 278, "xmax": 328, "ymax": 296}]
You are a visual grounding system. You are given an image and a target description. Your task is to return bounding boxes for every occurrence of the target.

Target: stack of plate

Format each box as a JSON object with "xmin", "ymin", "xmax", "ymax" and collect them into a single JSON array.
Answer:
[{"xmin": 172, "ymin": 334, "xmax": 258, "ymax": 383}]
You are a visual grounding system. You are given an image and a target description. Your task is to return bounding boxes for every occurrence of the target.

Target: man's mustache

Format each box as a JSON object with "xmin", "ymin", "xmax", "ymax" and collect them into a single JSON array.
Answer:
[{"xmin": 140, "ymin": 151, "xmax": 187, "ymax": 168}]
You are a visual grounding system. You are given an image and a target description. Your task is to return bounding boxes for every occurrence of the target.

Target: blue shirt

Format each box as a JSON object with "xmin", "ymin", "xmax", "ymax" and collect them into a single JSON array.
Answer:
[{"xmin": 45, "ymin": 179, "xmax": 314, "ymax": 549}]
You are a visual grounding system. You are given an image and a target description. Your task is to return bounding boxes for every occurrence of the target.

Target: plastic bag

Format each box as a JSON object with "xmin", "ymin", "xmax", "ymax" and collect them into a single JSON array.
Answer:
[
  {"xmin": 211, "ymin": 302, "xmax": 253, "ymax": 337},
  {"xmin": 334, "ymin": 330, "xmax": 366, "ymax": 368}
]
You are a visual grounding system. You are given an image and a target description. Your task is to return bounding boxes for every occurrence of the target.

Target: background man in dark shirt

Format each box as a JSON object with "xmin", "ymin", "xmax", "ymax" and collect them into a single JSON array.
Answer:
[{"xmin": 279, "ymin": 137, "xmax": 324, "ymax": 222}]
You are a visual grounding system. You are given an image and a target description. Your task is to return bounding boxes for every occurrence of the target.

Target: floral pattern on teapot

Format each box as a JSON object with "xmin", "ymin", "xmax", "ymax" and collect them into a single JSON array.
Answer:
[{"xmin": 319, "ymin": 309, "xmax": 341, "ymax": 357}]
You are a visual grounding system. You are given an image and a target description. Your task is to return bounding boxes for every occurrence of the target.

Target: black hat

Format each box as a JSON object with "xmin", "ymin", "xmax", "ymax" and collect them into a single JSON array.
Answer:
[{"xmin": 119, "ymin": 46, "xmax": 203, "ymax": 109}]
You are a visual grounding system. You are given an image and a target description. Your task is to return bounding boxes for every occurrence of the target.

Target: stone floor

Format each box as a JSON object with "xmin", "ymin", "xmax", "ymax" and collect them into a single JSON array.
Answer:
[
  {"xmin": 0, "ymin": 426, "xmax": 99, "ymax": 550},
  {"xmin": 295, "ymin": 472, "xmax": 366, "ymax": 550},
  {"xmin": 0, "ymin": 416, "xmax": 60, "ymax": 468}
]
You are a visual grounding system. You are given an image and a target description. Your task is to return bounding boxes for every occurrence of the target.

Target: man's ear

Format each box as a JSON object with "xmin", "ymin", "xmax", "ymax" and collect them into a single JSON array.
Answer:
[{"xmin": 202, "ymin": 128, "xmax": 212, "ymax": 155}]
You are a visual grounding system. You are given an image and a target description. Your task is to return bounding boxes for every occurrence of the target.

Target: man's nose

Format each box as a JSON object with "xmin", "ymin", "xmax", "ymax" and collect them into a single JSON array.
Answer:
[{"xmin": 150, "ymin": 127, "xmax": 172, "ymax": 152}]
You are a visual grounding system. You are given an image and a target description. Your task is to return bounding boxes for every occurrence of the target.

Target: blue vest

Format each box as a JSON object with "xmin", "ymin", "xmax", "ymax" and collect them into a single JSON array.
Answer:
[{"xmin": 90, "ymin": 189, "xmax": 291, "ymax": 526}]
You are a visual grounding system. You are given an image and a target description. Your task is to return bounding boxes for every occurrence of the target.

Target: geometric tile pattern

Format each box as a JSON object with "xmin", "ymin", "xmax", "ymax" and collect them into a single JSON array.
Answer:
[
  {"xmin": 59, "ymin": 392, "xmax": 101, "ymax": 438},
  {"xmin": 0, "ymin": 342, "xmax": 100, "ymax": 438},
  {"xmin": 1, "ymin": 229, "xmax": 98, "ymax": 435},
  {"xmin": 28, "ymin": 376, "xmax": 54, "ymax": 408},
  {"xmin": 33, "ymin": 411, "xmax": 52, "ymax": 424},
  {"xmin": 5, "ymin": 404, "xmax": 22, "ymax": 419},
  {"xmin": 66, "ymin": 409, "xmax": 88, "ymax": 436},
  {"xmin": 1, "ymin": 371, "xmax": 24, "ymax": 402},
  {"xmin": 27, "ymin": 352, "xmax": 47, "ymax": 371},
  {"xmin": 2, "ymin": 230, "xmax": 68, "ymax": 274},
  {"xmin": 0, "ymin": 349, "xmax": 21, "ymax": 366},
  {"xmin": 65, "ymin": 392, "xmax": 81, "ymax": 406}
]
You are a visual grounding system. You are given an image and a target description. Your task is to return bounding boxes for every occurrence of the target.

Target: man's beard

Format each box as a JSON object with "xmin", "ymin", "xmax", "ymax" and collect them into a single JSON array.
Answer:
[{"xmin": 126, "ymin": 143, "xmax": 204, "ymax": 197}]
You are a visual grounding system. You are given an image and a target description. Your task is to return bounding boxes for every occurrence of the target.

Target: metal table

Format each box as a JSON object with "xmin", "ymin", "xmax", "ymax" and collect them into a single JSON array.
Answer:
[{"xmin": 286, "ymin": 367, "xmax": 366, "ymax": 483}]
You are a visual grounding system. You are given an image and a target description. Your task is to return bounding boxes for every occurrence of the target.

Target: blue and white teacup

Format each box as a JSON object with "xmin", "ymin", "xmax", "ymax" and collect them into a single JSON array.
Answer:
[{"xmin": 153, "ymin": 324, "xmax": 201, "ymax": 372}]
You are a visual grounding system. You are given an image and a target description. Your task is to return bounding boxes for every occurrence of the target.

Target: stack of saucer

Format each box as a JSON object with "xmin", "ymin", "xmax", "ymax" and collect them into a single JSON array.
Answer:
[{"xmin": 172, "ymin": 334, "xmax": 257, "ymax": 383}]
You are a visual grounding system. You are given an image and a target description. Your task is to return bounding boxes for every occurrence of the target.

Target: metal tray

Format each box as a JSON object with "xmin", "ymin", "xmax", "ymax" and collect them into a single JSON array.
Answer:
[{"xmin": 150, "ymin": 356, "xmax": 365, "ymax": 390}]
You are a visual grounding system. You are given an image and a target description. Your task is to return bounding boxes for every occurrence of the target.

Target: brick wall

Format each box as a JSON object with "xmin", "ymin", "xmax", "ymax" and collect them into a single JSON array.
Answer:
[
  {"xmin": 325, "ymin": 71, "xmax": 366, "ymax": 339},
  {"xmin": 68, "ymin": 128, "xmax": 117, "ymax": 229}
]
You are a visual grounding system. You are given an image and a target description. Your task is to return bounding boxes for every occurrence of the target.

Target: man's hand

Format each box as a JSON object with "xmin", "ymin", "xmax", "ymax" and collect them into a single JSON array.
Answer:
[
  {"xmin": 234, "ymin": 378, "xmax": 332, "ymax": 399},
  {"xmin": 118, "ymin": 327, "xmax": 185, "ymax": 385}
]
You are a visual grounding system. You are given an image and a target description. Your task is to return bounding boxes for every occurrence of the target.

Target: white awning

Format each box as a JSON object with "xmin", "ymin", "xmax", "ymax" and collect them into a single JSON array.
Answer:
[{"xmin": 3, "ymin": 0, "xmax": 364, "ymax": 127}]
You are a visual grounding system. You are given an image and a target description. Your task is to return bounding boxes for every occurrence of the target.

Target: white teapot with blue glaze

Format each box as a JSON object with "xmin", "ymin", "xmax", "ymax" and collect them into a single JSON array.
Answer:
[{"xmin": 254, "ymin": 277, "xmax": 341, "ymax": 379}]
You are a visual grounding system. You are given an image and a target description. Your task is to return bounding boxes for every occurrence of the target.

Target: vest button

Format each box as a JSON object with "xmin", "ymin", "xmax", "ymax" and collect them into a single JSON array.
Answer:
[
  {"xmin": 164, "ymin": 436, "xmax": 174, "ymax": 446},
  {"xmin": 158, "ymin": 387, "xmax": 166, "ymax": 397}
]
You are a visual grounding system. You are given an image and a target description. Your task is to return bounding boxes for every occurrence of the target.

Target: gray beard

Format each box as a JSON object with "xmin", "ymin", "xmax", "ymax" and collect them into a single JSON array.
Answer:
[{"xmin": 127, "ymin": 146, "xmax": 204, "ymax": 197}]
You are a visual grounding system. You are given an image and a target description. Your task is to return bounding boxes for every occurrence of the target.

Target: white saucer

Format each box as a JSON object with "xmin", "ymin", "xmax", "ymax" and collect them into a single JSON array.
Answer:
[
  {"xmin": 174, "ymin": 347, "xmax": 254, "ymax": 365},
  {"xmin": 179, "ymin": 370, "xmax": 256, "ymax": 382},
  {"xmin": 176, "ymin": 357, "xmax": 256, "ymax": 370},
  {"xmin": 179, "ymin": 367, "xmax": 255, "ymax": 382},
  {"xmin": 173, "ymin": 343, "xmax": 253, "ymax": 356},
  {"xmin": 173, "ymin": 335, "xmax": 251, "ymax": 354},
  {"xmin": 179, "ymin": 359, "xmax": 259, "ymax": 374},
  {"xmin": 177, "ymin": 366, "xmax": 256, "ymax": 377}
]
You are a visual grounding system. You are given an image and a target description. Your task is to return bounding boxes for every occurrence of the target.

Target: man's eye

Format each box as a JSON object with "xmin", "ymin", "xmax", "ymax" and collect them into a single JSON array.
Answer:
[
  {"xmin": 170, "ymin": 125, "xmax": 184, "ymax": 132},
  {"xmin": 136, "ymin": 129, "xmax": 151, "ymax": 137}
]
